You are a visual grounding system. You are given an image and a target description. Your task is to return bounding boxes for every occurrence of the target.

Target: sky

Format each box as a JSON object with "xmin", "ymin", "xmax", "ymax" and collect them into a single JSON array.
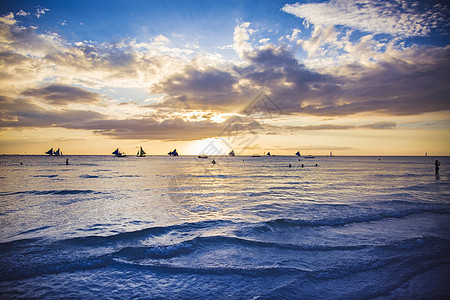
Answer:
[{"xmin": 0, "ymin": 0, "xmax": 449, "ymax": 156}]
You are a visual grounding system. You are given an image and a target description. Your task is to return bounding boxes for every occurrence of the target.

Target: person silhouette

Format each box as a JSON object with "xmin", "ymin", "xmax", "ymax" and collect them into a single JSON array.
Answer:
[
  {"xmin": 435, "ymin": 160, "xmax": 440, "ymax": 174},
  {"xmin": 211, "ymin": 159, "xmax": 216, "ymax": 164},
  {"xmin": 66, "ymin": 159, "xmax": 69, "ymax": 165}
]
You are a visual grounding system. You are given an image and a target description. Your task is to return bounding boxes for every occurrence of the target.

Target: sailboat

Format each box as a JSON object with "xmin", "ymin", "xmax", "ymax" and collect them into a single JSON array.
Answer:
[
  {"xmin": 266, "ymin": 152, "xmax": 271, "ymax": 156},
  {"xmin": 45, "ymin": 148, "xmax": 62, "ymax": 155},
  {"xmin": 168, "ymin": 149, "xmax": 179, "ymax": 156},
  {"xmin": 330, "ymin": 151, "xmax": 333, "ymax": 157},
  {"xmin": 45, "ymin": 148, "xmax": 55, "ymax": 155},
  {"xmin": 112, "ymin": 148, "xmax": 126, "ymax": 157},
  {"xmin": 136, "ymin": 146, "xmax": 146, "ymax": 157},
  {"xmin": 228, "ymin": 150, "xmax": 235, "ymax": 156},
  {"xmin": 295, "ymin": 151, "xmax": 301, "ymax": 156}
]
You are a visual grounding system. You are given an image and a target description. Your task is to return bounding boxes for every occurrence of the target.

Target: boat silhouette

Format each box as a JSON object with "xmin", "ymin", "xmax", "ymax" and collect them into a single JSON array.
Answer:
[
  {"xmin": 45, "ymin": 148, "xmax": 62, "ymax": 156},
  {"xmin": 168, "ymin": 149, "xmax": 179, "ymax": 156},
  {"xmin": 137, "ymin": 146, "xmax": 146, "ymax": 157},
  {"xmin": 112, "ymin": 148, "xmax": 126, "ymax": 157}
]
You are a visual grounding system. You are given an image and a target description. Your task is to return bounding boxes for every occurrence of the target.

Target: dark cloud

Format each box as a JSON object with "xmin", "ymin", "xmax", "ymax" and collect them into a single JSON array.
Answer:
[
  {"xmin": 65, "ymin": 117, "xmax": 228, "ymax": 141},
  {"xmin": 154, "ymin": 42, "xmax": 450, "ymax": 117},
  {"xmin": 269, "ymin": 121, "xmax": 396, "ymax": 132},
  {"xmin": 359, "ymin": 121, "xmax": 396, "ymax": 130},
  {"xmin": 151, "ymin": 66, "xmax": 242, "ymax": 111},
  {"xmin": 0, "ymin": 96, "xmax": 105, "ymax": 128},
  {"xmin": 272, "ymin": 145, "xmax": 353, "ymax": 151},
  {"xmin": 22, "ymin": 84, "xmax": 101, "ymax": 105}
]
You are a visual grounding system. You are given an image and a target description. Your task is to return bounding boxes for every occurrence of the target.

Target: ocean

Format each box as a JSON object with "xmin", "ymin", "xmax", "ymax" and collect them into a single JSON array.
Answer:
[{"xmin": 0, "ymin": 155, "xmax": 449, "ymax": 299}]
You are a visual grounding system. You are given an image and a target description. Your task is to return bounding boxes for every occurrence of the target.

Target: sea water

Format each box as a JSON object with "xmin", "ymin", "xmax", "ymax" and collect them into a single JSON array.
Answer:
[{"xmin": 0, "ymin": 155, "xmax": 449, "ymax": 299}]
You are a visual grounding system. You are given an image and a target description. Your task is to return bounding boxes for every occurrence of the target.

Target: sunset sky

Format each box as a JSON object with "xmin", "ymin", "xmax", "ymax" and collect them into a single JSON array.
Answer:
[{"xmin": 0, "ymin": 0, "xmax": 449, "ymax": 155}]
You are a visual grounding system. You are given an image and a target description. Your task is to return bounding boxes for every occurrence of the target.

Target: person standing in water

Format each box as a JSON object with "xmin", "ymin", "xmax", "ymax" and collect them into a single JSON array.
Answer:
[
  {"xmin": 435, "ymin": 160, "xmax": 440, "ymax": 174},
  {"xmin": 66, "ymin": 159, "xmax": 69, "ymax": 165}
]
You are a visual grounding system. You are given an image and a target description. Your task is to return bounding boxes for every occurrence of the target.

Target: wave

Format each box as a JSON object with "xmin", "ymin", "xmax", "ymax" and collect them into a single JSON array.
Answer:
[
  {"xmin": 80, "ymin": 174, "xmax": 102, "ymax": 179},
  {"xmin": 15, "ymin": 226, "xmax": 53, "ymax": 236},
  {"xmin": 185, "ymin": 235, "xmax": 367, "ymax": 252},
  {"xmin": 57, "ymin": 220, "xmax": 235, "ymax": 247},
  {"xmin": 187, "ymin": 174, "xmax": 239, "ymax": 179},
  {"xmin": 0, "ymin": 189, "xmax": 98, "ymax": 196},
  {"xmin": 253, "ymin": 208, "xmax": 450, "ymax": 231},
  {"xmin": 112, "ymin": 260, "xmax": 307, "ymax": 277},
  {"xmin": 32, "ymin": 174, "xmax": 58, "ymax": 178},
  {"xmin": 372, "ymin": 173, "xmax": 424, "ymax": 178},
  {"xmin": 1, "ymin": 229, "xmax": 448, "ymax": 282}
]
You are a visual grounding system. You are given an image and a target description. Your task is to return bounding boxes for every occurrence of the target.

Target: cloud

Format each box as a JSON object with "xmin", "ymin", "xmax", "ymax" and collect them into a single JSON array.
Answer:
[
  {"xmin": 272, "ymin": 145, "xmax": 352, "ymax": 151},
  {"xmin": 270, "ymin": 121, "xmax": 396, "ymax": 132},
  {"xmin": 151, "ymin": 66, "xmax": 241, "ymax": 111},
  {"xmin": 0, "ymin": 96, "xmax": 105, "ymax": 129},
  {"xmin": 22, "ymin": 84, "xmax": 102, "ymax": 105},
  {"xmin": 153, "ymin": 34, "xmax": 170, "ymax": 45},
  {"xmin": 152, "ymin": 22, "xmax": 450, "ymax": 118},
  {"xmin": 0, "ymin": 12, "xmax": 16, "ymax": 25},
  {"xmin": 0, "ymin": 14, "xmax": 448, "ymax": 144},
  {"xmin": 36, "ymin": 8, "xmax": 50, "ymax": 19},
  {"xmin": 283, "ymin": 0, "xmax": 450, "ymax": 37},
  {"xmin": 233, "ymin": 22, "xmax": 254, "ymax": 59},
  {"xmin": 16, "ymin": 10, "xmax": 30, "ymax": 17},
  {"xmin": 297, "ymin": 25, "xmax": 338, "ymax": 56},
  {"xmin": 66, "ymin": 117, "xmax": 227, "ymax": 140}
]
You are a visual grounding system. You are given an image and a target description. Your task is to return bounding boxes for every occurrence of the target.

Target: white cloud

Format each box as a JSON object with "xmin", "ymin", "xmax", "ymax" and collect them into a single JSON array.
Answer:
[
  {"xmin": 16, "ymin": 10, "xmax": 30, "ymax": 17},
  {"xmin": 259, "ymin": 38, "xmax": 270, "ymax": 44},
  {"xmin": 36, "ymin": 8, "xmax": 50, "ymax": 19},
  {"xmin": 297, "ymin": 25, "xmax": 338, "ymax": 56},
  {"xmin": 283, "ymin": 0, "xmax": 449, "ymax": 37},
  {"xmin": 153, "ymin": 34, "xmax": 170, "ymax": 45},
  {"xmin": 217, "ymin": 44, "xmax": 233, "ymax": 50},
  {"xmin": 286, "ymin": 28, "xmax": 301, "ymax": 42},
  {"xmin": 0, "ymin": 12, "xmax": 16, "ymax": 25},
  {"xmin": 233, "ymin": 22, "xmax": 254, "ymax": 59}
]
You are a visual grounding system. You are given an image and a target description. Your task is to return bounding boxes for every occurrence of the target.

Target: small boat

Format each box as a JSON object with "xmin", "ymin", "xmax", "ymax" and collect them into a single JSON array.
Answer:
[
  {"xmin": 198, "ymin": 154, "xmax": 208, "ymax": 159},
  {"xmin": 295, "ymin": 151, "xmax": 301, "ymax": 156},
  {"xmin": 251, "ymin": 154, "xmax": 261, "ymax": 157},
  {"xmin": 45, "ymin": 148, "xmax": 54, "ymax": 155},
  {"xmin": 112, "ymin": 148, "xmax": 126, "ymax": 157},
  {"xmin": 266, "ymin": 152, "xmax": 271, "ymax": 156},
  {"xmin": 228, "ymin": 150, "xmax": 235, "ymax": 156},
  {"xmin": 168, "ymin": 149, "xmax": 179, "ymax": 156},
  {"xmin": 330, "ymin": 151, "xmax": 333, "ymax": 157},
  {"xmin": 137, "ymin": 146, "xmax": 146, "ymax": 157},
  {"xmin": 304, "ymin": 155, "xmax": 315, "ymax": 159},
  {"xmin": 45, "ymin": 148, "xmax": 62, "ymax": 156}
]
